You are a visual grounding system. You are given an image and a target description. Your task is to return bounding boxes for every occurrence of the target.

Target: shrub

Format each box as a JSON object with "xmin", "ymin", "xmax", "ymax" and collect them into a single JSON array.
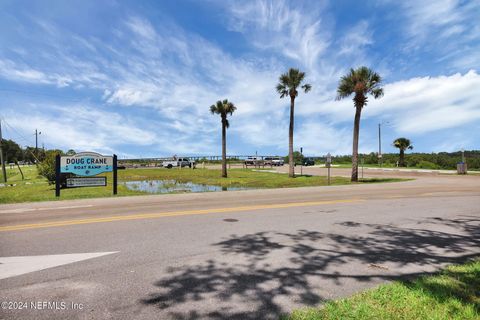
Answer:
[
  {"xmin": 416, "ymin": 160, "xmax": 439, "ymax": 170},
  {"xmin": 285, "ymin": 151, "xmax": 304, "ymax": 165},
  {"xmin": 37, "ymin": 151, "xmax": 59, "ymax": 184}
]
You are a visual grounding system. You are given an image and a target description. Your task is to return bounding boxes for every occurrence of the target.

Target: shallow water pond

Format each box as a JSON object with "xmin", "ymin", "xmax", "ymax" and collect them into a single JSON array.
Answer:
[{"xmin": 123, "ymin": 180, "xmax": 253, "ymax": 194}]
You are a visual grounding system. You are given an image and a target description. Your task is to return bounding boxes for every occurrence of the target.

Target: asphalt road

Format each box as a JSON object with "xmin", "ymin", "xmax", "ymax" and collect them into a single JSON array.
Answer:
[{"xmin": 0, "ymin": 171, "xmax": 479, "ymax": 319}]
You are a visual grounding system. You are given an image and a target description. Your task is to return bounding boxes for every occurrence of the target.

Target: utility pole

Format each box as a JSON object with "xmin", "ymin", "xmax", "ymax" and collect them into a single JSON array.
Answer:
[
  {"xmin": 0, "ymin": 120, "xmax": 7, "ymax": 182},
  {"xmin": 35, "ymin": 129, "xmax": 41, "ymax": 157},
  {"xmin": 378, "ymin": 121, "xmax": 389, "ymax": 167}
]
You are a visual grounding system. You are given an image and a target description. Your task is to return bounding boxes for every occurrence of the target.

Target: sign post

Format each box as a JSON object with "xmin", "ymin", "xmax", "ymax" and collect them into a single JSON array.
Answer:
[
  {"xmin": 326, "ymin": 153, "xmax": 332, "ymax": 186},
  {"xmin": 55, "ymin": 154, "xmax": 61, "ymax": 197},
  {"xmin": 113, "ymin": 154, "xmax": 117, "ymax": 195}
]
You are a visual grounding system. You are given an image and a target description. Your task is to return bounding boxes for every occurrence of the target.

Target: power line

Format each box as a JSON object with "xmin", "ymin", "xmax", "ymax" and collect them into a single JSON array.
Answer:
[
  {"xmin": 1, "ymin": 119, "xmax": 41, "ymax": 163},
  {"xmin": 1, "ymin": 119, "xmax": 33, "ymax": 146}
]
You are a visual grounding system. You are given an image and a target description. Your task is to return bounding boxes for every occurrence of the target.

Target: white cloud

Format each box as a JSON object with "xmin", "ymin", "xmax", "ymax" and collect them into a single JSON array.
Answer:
[
  {"xmin": 295, "ymin": 121, "xmax": 352, "ymax": 155},
  {"xmin": 296, "ymin": 70, "xmax": 480, "ymax": 135},
  {"xmin": 0, "ymin": 59, "xmax": 51, "ymax": 84},
  {"xmin": 402, "ymin": 0, "xmax": 462, "ymax": 36},
  {"xmin": 369, "ymin": 70, "xmax": 480, "ymax": 134},
  {"xmin": 126, "ymin": 17, "xmax": 157, "ymax": 40},
  {"xmin": 224, "ymin": 0, "xmax": 330, "ymax": 68},
  {"xmin": 390, "ymin": 0, "xmax": 480, "ymax": 70},
  {"xmin": 4, "ymin": 104, "xmax": 157, "ymax": 155},
  {"xmin": 338, "ymin": 20, "xmax": 373, "ymax": 56}
]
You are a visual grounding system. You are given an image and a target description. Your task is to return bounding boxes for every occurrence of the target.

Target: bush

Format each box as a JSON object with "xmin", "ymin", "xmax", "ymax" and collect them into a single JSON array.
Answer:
[
  {"xmin": 285, "ymin": 151, "xmax": 304, "ymax": 165},
  {"xmin": 37, "ymin": 151, "xmax": 59, "ymax": 184},
  {"xmin": 416, "ymin": 160, "xmax": 439, "ymax": 170}
]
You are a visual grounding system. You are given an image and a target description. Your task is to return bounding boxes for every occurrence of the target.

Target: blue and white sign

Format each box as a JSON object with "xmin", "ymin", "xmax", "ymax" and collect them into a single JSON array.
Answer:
[{"xmin": 60, "ymin": 152, "xmax": 113, "ymax": 176}]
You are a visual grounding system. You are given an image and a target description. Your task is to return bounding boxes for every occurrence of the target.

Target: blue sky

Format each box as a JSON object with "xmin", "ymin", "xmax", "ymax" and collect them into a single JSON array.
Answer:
[{"xmin": 0, "ymin": 0, "xmax": 479, "ymax": 158}]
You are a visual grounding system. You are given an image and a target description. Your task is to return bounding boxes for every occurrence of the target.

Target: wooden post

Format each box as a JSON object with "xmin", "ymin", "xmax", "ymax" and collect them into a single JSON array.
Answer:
[
  {"xmin": 113, "ymin": 154, "xmax": 118, "ymax": 195},
  {"xmin": 15, "ymin": 161, "xmax": 24, "ymax": 180},
  {"xmin": 55, "ymin": 154, "xmax": 61, "ymax": 197}
]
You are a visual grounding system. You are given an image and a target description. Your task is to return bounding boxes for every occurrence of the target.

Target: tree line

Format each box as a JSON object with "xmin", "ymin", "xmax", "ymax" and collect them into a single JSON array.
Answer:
[
  {"xmin": 0, "ymin": 138, "xmax": 75, "ymax": 164},
  {"xmin": 331, "ymin": 150, "xmax": 480, "ymax": 170}
]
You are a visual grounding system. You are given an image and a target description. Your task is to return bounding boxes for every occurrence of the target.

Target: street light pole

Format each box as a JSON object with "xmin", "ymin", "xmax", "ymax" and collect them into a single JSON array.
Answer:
[
  {"xmin": 378, "ymin": 121, "xmax": 389, "ymax": 167},
  {"xmin": 378, "ymin": 123, "xmax": 382, "ymax": 167}
]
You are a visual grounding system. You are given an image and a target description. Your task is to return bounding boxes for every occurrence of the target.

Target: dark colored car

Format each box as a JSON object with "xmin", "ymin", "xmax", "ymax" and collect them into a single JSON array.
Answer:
[{"xmin": 303, "ymin": 158, "xmax": 315, "ymax": 166}]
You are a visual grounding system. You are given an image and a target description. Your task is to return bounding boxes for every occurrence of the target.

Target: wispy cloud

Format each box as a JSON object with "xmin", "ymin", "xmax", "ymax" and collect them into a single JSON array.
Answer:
[
  {"xmin": 369, "ymin": 70, "xmax": 480, "ymax": 134},
  {"xmin": 338, "ymin": 20, "xmax": 373, "ymax": 57},
  {"xmin": 4, "ymin": 103, "xmax": 156, "ymax": 155},
  {"xmin": 223, "ymin": 0, "xmax": 330, "ymax": 68},
  {"xmin": 388, "ymin": 0, "xmax": 480, "ymax": 70}
]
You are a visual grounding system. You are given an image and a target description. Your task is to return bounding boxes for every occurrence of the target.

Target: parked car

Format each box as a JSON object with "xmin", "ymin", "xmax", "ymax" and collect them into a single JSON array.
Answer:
[
  {"xmin": 244, "ymin": 157, "xmax": 260, "ymax": 165},
  {"xmin": 162, "ymin": 157, "xmax": 195, "ymax": 169},
  {"xmin": 303, "ymin": 158, "xmax": 315, "ymax": 166},
  {"xmin": 264, "ymin": 156, "xmax": 284, "ymax": 166}
]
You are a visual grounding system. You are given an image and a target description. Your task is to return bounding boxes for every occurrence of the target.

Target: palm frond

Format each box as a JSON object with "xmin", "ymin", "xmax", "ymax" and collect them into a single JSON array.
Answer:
[
  {"xmin": 336, "ymin": 66, "xmax": 384, "ymax": 102},
  {"xmin": 225, "ymin": 101, "xmax": 237, "ymax": 115},
  {"xmin": 372, "ymin": 87, "xmax": 384, "ymax": 99},
  {"xmin": 276, "ymin": 83, "xmax": 288, "ymax": 98},
  {"xmin": 216, "ymin": 100, "xmax": 224, "ymax": 113},
  {"xmin": 210, "ymin": 104, "xmax": 217, "ymax": 114},
  {"xmin": 302, "ymin": 83, "xmax": 312, "ymax": 93},
  {"xmin": 336, "ymin": 76, "xmax": 355, "ymax": 100},
  {"xmin": 276, "ymin": 68, "xmax": 310, "ymax": 99},
  {"xmin": 393, "ymin": 137, "xmax": 413, "ymax": 150},
  {"xmin": 210, "ymin": 99, "xmax": 236, "ymax": 126}
]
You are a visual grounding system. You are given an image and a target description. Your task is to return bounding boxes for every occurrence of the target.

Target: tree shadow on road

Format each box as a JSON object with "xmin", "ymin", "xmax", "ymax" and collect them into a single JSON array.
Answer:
[{"xmin": 141, "ymin": 215, "xmax": 480, "ymax": 319}]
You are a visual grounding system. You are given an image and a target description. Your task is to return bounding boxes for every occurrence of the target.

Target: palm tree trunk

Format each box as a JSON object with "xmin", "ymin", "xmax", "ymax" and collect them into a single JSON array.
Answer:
[
  {"xmin": 399, "ymin": 149, "xmax": 405, "ymax": 167},
  {"xmin": 351, "ymin": 106, "xmax": 362, "ymax": 182},
  {"xmin": 288, "ymin": 96, "xmax": 295, "ymax": 178},
  {"xmin": 221, "ymin": 118, "xmax": 227, "ymax": 178}
]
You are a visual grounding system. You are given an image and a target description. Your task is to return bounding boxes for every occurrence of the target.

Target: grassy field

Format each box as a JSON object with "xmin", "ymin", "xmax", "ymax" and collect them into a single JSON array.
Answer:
[
  {"xmin": 0, "ymin": 166, "xmax": 404, "ymax": 204},
  {"xmin": 283, "ymin": 259, "xmax": 480, "ymax": 320}
]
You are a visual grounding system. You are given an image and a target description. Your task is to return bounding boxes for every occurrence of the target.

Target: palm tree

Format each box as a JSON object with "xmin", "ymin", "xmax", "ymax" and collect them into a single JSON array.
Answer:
[
  {"xmin": 210, "ymin": 99, "xmax": 236, "ymax": 178},
  {"xmin": 276, "ymin": 68, "xmax": 311, "ymax": 178},
  {"xmin": 336, "ymin": 66, "xmax": 384, "ymax": 182},
  {"xmin": 393, "ymin": 137, "xmax": 413, "ymax": 167}
]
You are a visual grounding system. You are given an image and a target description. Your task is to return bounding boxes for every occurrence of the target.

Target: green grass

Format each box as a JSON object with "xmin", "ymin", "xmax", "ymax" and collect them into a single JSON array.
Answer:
[
  {"xmin": 0, "ymin": 166, "xmax": 405, "ymax": 204},
  {"xmin": 0, "ymin": 166, "xmax": 144, "ymax": 204},
  {"xmin": 283, "ymin": 259, "xmax": 480, "ymax": 320}
]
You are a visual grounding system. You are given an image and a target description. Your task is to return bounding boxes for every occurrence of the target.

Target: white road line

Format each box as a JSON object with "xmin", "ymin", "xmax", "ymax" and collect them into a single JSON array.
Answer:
[{"xmin": 0, "ymin": 252, "xmax": 119, "ymax": 280}]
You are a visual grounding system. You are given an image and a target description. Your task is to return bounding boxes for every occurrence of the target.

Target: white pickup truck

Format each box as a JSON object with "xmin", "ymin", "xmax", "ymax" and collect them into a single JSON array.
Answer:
[
  {"xmin": 162, "ymin": 157, "xmax": 195, "ymax": 169},
  {"xmin": 264, "ymin": 156, "xmax": 284, "ymax": 166}
]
